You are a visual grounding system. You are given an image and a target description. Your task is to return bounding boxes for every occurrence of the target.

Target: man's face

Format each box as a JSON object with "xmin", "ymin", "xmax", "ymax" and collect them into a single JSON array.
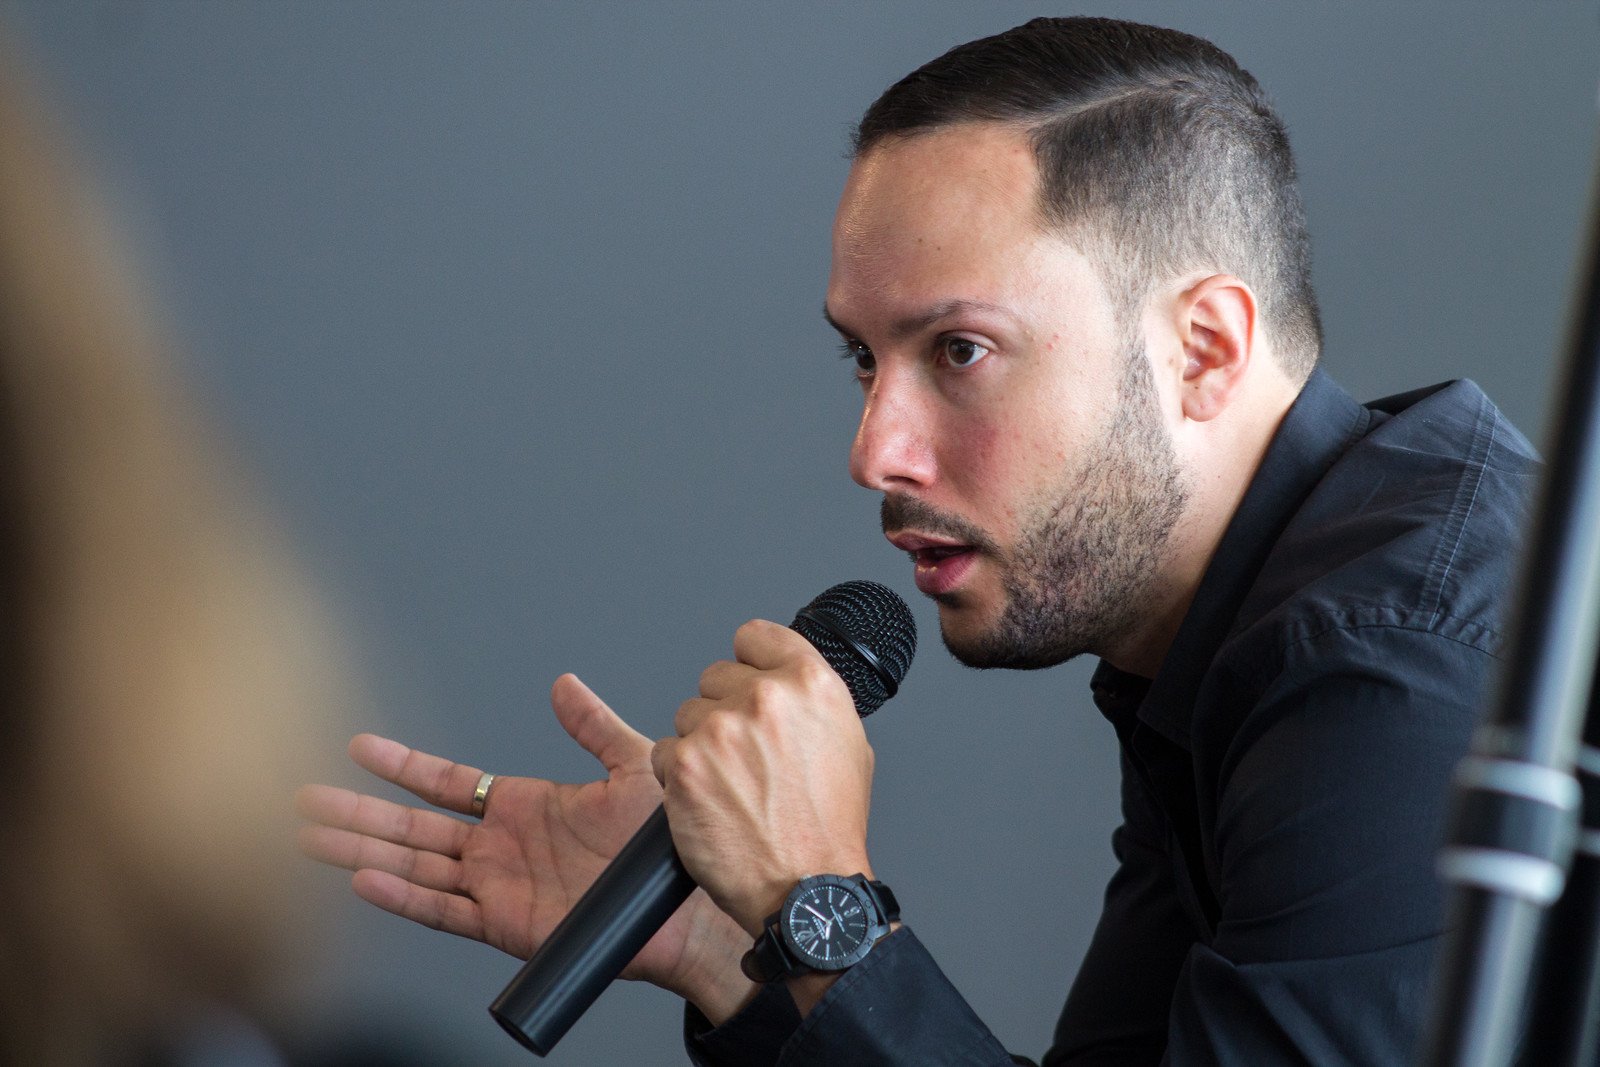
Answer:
[{"xmin": 826, "ymin": 123, "xmax": 1189, "ymax": 669}]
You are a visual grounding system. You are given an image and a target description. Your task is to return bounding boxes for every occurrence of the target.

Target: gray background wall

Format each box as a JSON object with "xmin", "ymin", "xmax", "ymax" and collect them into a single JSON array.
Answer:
[{"xmin": 2, "ymin": 2, "xmax": 1594, "ymax": 1063}]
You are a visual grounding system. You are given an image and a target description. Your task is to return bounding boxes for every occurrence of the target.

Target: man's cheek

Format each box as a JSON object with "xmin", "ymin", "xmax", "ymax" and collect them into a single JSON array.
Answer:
[{"xmin": 956, "ymin": 416, "xmax": 1039, "ymax": 529}]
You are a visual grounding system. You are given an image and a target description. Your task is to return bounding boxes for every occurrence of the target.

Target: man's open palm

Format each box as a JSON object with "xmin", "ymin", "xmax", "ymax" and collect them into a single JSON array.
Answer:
[{"xmin": 295, "ymin": 674, "xmax": 729, "ymax": 991}]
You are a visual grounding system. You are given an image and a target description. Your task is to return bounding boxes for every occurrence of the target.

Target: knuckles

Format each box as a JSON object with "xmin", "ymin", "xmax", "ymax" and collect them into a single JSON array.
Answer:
[
  {"xmin": 666, "ymin": 628, "xmax": 863, "ymax": 788},
  {"xmin": 746, "ymin": 676, "xmax": 787, "ymax": 717},
  {"xmin": 697, "ymin": 708, "xmax": 742, "ymax": 749},
  {"xmin": 665, "ymin": 741, "xmax": 701, "ymax": 791},
  {"xmin": 666, "ymin": 714, "xmax": 746, "ymax": 794},
  {"xmin": 793, "ymin": 655, "xmax": 840, "ymax": 696}
]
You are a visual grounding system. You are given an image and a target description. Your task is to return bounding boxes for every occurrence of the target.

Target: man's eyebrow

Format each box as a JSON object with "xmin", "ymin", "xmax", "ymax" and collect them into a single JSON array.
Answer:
[
  {"xmin": 822, "ymin": 298, "xmax": 1017, "ymax": 342},
  {"xmin": 822, "ymin": 305, "xmax": 853, "ymax": 338}
]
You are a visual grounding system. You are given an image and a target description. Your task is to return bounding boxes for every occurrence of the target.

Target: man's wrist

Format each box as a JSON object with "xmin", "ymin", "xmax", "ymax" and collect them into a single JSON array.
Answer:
[
  {"xmin": 743, "ymin": 870, "xmax": 898, "ymax": 1010},
  {"xmin": 668, "ymin": 900, "xmax": 765, "ymax": 1026},
  {"xmin": 683, "ymin": 963, "xmax": 762, "ymax": 1028},
  {"xmin": 735, "ymin": 855, "xmax": 876, "ymax": 936}
]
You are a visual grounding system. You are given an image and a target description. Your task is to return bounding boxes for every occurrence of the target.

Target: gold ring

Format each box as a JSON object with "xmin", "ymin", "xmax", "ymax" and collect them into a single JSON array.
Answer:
[{"xmin": 471, "ymin": 772, "xmax": 496, "ymax": 818}]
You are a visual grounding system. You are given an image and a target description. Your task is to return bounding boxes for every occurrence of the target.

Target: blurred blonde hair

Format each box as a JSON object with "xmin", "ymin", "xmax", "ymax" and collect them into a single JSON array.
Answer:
[{"xmin": 0, "ymin": 36, "xmax": 353, "ymax": 1066}]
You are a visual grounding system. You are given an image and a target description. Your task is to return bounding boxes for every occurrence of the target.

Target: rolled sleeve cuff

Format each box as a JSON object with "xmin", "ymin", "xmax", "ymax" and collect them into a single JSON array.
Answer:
[
  {"xmin": 685, "ymin": 928, "xmax": 1015, "ymax": 1066},
  {"xmin": 787, "ymin": 928, "xmax": 1015, "ymax": 1065},
  {"xmin": 684, "ymin": 976, "xmax": 801, "ymax": 1067}
]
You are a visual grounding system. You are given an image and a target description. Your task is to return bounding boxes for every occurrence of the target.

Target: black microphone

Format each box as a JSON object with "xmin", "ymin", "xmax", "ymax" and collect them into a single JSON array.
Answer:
[{"xmin": 489, "ymin": 580, "xmax": 917, "ymax": 1056}]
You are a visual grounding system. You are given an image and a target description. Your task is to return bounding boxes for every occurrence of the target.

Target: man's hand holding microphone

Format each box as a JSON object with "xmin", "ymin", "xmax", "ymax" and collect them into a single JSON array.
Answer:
[{"xmin": 297, "ymin": 582, "xmax": 915, "ymax": 1053}]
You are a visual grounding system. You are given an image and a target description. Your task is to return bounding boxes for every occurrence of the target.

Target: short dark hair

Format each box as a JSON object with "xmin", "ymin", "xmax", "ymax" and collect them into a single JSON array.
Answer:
[{"xmin": 854, "ymin": 17, "xmax": 1322, "ymax": 381}]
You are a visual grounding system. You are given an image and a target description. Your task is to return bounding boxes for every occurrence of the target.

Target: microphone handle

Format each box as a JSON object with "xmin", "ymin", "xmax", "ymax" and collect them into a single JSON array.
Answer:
[{"xmin": 489, "ymin": 804, "xmax": 693, "ymax": 1056}]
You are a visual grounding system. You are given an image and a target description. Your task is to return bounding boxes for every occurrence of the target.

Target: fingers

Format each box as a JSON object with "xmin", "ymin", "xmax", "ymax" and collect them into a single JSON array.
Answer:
[
  {"xmin": 551, "ymin": 673, "xmax": 651, "ymax": 774},
  {"xmin": 697, "ymin": 659, "xmax": 753, "ymax": 700},
  {"xmin": 675, "ymin": 696, "xmax": 714, "ymax": 738},
  {"xmin": 297, "ymin": 780, "xmax": 486, "ymax": 943},
  {"xmin": 347, "ymin": 734, "xmax": 486, "ymax": 816},
  {"xmin": 651, "ymin": 736, "xmax": 677, "ymax": 787},
  {"xmin": 680, "ymin": 658, "xmax": 759, "ymax": 737},
  {"xmin": 678, "ymin": 623, "xmax": 839, "ymax": 737},
  {"xmin": 298, "ymin": 823, "xmax": 464, "ymax": 893},
  {"xmin": 350, "ymin": 869, "xmax": 486, "ymax": 944},
  {"xmin": 733, "ymin": 618, "xmax": 812, "ymax": 671},
  {"xmin": 296, "ymin": 784, "xmax": 471, "ymax": 858}
]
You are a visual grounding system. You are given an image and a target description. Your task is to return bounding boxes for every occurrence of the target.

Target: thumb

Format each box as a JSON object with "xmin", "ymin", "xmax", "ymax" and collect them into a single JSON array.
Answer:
[{"xmin": 550, "ymin": 673, "xmax": 651, "ymax": 775}]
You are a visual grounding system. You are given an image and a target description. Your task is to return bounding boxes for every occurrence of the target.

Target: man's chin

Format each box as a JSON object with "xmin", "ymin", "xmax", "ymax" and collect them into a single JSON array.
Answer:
[
  {"xmin": 933, "ymin": 600, "xmax": 1012, "ymax": 670},
  {"xmin": 941, "ymin": 631, "xmax": 1086, "ymax": 671},
  {"xmin": 935, "ymin": 601, "xmax": 1086, "ymax": 672}
]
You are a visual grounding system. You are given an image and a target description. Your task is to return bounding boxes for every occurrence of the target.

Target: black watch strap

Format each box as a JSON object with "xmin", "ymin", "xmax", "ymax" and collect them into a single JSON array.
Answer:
[
  {"xmin": 740, "ymin": 876, "xmax": 898, "ymax": 984},
  {"xmin": 739, "ymin": 918, "xmax": 795, "ymax": 984},
  {"xmin": 866, "ymin": 879, "xmax": 900, "ymax": 924}
]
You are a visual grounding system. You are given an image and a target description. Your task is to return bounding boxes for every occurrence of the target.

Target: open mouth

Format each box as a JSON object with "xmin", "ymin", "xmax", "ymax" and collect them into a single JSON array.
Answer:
[
  {"xmin": 887, "ymin": 534, "xmax": 979, "ymax": 596},
  {"xmin": 913, "ymin": 544, "xmax": 970, "ymax": 566},
  {"xmin": 911, "ymin": 545, "xmax": 977, "ymax": 596}
]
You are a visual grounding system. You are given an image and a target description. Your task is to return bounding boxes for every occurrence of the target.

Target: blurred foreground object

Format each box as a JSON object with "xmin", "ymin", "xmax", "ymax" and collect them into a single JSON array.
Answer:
[{"xmin": 0, "ymin": 33, "xmax": 355, "ymax": 1066}]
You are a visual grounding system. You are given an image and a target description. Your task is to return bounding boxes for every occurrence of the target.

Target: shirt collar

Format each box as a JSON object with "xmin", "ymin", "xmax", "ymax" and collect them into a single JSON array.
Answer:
[{"xmin": 1093, "ymin": 369, "xmax": 1370, "ymax": 746}]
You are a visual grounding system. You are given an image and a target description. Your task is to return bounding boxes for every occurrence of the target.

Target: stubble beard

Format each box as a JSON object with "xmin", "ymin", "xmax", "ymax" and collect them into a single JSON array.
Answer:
[{"xmin": 940, "ymin": 347, "xmax": 1189, "ymax": 671}]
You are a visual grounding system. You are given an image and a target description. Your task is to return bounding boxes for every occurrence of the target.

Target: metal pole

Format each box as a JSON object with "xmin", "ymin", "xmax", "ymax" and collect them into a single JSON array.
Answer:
[
  {"xmin": 1517, "ymin": 650, "xmax": 1600, "ymax": 1067},
  {"xmin": 1419, "ymin": 138, "xmax": 1600, "ymax": 1067}
]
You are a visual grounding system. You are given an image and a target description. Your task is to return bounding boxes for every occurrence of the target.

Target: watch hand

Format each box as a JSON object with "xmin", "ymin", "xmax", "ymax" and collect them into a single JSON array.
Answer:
[{"xmin": 802, "ymin": 904, "xmax": 834, "ymax": 937}]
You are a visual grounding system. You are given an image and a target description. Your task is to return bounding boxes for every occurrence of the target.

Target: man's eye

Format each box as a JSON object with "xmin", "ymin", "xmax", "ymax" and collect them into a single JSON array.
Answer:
[
  {"xmin": 839, "ymin": 340, "xmax": 876, "ymax": 378},
  {"xmin": 942, "ymin": 338, "xmax": 991, "ymax": 368}
]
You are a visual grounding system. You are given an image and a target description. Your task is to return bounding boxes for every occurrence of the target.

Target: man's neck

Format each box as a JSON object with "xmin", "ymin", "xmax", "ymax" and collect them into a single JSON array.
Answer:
[{"xmin": 1101, "ymin": 371, "xmax": 1303, "ymax": 679}]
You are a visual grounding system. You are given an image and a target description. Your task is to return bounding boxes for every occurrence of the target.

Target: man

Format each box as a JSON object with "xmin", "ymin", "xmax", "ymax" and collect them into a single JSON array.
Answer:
[{"xmin": 298, "ymin": 17, "xmax": 1536, "ymax": 1063}]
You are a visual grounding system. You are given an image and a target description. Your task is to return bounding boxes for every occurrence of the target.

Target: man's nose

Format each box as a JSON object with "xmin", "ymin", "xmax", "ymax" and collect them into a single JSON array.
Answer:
[{"xmin": 849, "ymin": 379, "xmax": 935, "ymax": 492}]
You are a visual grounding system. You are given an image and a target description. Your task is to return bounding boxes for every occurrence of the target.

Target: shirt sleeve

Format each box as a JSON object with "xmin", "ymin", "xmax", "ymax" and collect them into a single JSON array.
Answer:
[
  {"xmin": 1162, "ymin": 622, "xmax": 1491, "ymax": 1063},
  {"xmin": 684, "ymin": 927, "xmax": 1022, "ymax": 1066},
  {"xmin": 684, "ymin": 977, "xmax": 801, "ymax": 1067}
]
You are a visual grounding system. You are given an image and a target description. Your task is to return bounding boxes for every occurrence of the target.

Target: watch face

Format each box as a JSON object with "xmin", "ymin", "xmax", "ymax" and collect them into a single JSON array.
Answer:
[{"xmin": 780, "ymin": 877, "xmax": 877, "ymax": 971}]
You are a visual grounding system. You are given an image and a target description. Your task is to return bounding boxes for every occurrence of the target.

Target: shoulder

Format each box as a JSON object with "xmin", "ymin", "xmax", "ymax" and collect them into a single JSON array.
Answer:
[{"xmin": 1229, "ymin": 379, "xmax": 1539, "ymax": 669}]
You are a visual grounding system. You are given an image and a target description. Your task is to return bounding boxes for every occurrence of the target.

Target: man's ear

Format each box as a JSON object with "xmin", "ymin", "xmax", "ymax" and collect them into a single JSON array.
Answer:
[{"xmin": 1176, "ymin": 274, "xmax": 1257, "ymax": 422}]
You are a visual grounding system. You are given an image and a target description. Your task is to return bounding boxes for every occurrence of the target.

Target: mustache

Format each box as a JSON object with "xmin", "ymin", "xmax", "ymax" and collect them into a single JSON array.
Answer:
[{"xmin": 880, "ymin": 494, "xmax": 998, "ymax": 555}]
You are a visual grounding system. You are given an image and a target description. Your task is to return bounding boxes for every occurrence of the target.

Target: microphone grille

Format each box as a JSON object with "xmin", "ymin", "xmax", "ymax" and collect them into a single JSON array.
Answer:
[{"xmin": 791, "ymin": 580, "xmax": 917, "ymax": 716}]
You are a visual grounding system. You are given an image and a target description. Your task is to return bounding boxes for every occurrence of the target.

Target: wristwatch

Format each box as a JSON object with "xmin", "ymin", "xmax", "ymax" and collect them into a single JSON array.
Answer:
[{"xmin": 741, "ymin": 873, "xmax": 900, "ymax": 983}]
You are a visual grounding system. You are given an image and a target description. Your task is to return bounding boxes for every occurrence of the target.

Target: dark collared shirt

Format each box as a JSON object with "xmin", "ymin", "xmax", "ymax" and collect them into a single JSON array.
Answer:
[{"xmin": 687, "ymin": 371, "xmax": 1538, "ymax": 1065}]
